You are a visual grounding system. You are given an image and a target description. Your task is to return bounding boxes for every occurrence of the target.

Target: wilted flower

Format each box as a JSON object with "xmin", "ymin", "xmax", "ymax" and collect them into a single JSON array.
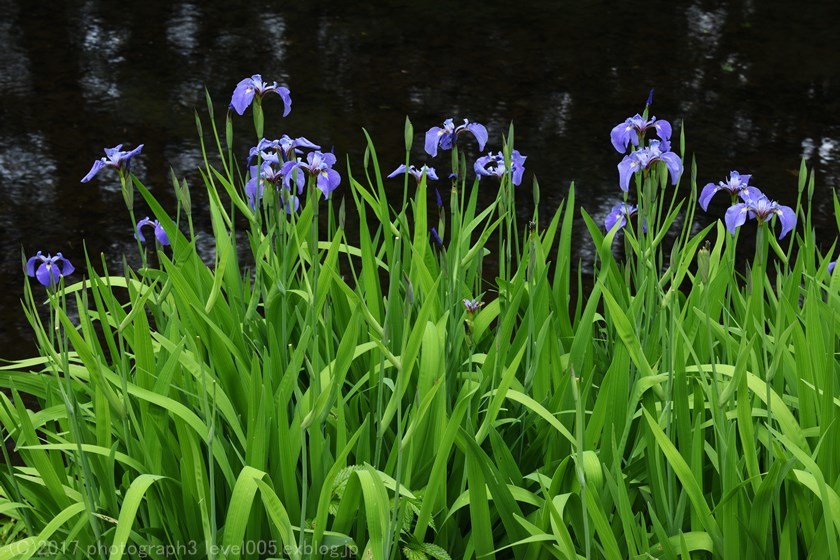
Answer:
[
  {"xmin": 387, "ymin": 164, "xmax": 439, "ymax": 183},
  {"xmin": 230, "ymin": 74, "xmax": 291, "ymax": 116},
  {"xmin": 724, "ymin": 187, "xmax": 796, "ymax": 239},
  {"xmin": 26, "ymin": 251, "xmax": 74, "ymax": 287},
  {"xmin": 617, "ymin": 139, "xmax": 683, "ymax": 192},
  {"xmin": 81, "ymin": 144, "xmax": 144, "ymax": 183},
  {"xmin": 474, "ymin": 150, "xmax": 527, "ymax": 186},
  {"xmin": 135, "ymin": 217, "xmax": 170, "ymax": 245},
  {"xmin": 280, "ymin": 151, "xmax": 341, "ymax": 199},
  {"xmin": 604, "ymin": 203, "xmax": 641, "ymax": 232},
  {"xmin": 463, "ymin": 298, "xmax": 485, "ymax": 314},
  {"xmin": 425, "ymin": 118, "xmax": 488, "ymax": 158},
  {"xmin": 610, "ymin": 114, "xmax": 671, "ymax": 153},
  {"xmin": 249, "ymin": 135, "xmax": 320, "ymax": 164},
  {"xmin": 699, "ymin": 170, "xmax": 752, "ymax": 211}
]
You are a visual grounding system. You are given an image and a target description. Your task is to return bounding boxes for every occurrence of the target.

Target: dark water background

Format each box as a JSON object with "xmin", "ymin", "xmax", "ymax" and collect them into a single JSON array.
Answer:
[{"xmin": 1, "ymin": 0, "xmax": 839, "ymax": 360}]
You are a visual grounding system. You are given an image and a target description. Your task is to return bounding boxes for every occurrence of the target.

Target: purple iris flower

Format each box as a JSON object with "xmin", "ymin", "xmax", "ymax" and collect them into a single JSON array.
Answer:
[
  {"xmin": 280, "ymin": 151, "xmax": 341, "ymax": 199},
  {"xmin": 387, "ymin": 164, "xmax": 439, "ymax": 183},
  {"xmin": 424, "ymin": 118, "xmax": 488, "ymax": 158},
  {"xmin": 604, "ymin": 203, "xmax": 644, "ymax": 232},
  {"xmin": 245, "ymin": 161, "xmax": 302, "ymax": 212},
  {"xmin": 474, "ymin": 150, "xmax": 527, "ymax": 186},
  {"xmin": 248, "ymin": 135, "xmax": 320, "ymax": 164},
  {"xmin": 617, "ymin": 139, "xmax": 683, "ymax": 192},
  {"xmin": 430, "ymin": 227, "xmax": 443, "ymax": 247},
  {"xmin": 26, "ymin": 251, "xmax": 75, "ymax": 287},
  {"xmin": 230, "ymin": 74, "xmax": 292, "ymax": 117},
  {"xmin": 81, "ymin": 144, "xmax": 144, "ymax": 183},
  {"xmin": 610, "ymin": 114, "xmax": 672, "ymax": 153},
  {"xmin": 135, "ymin": 217, "xmax": 170, "ymax": 245},
  {"xmin": 463, "ymin": 298, "xmax": 485, "ymax": 314},
  {"xmin": 724, "ymin": 187, "xmax": 797, "ymax": 239},
  {"xmin": 699, "ymin": 170, "xmax": 752, "ymax": 211},
  {"xmin": 828, "ymin": 261, "xmax": 836, "ymax": 274}
]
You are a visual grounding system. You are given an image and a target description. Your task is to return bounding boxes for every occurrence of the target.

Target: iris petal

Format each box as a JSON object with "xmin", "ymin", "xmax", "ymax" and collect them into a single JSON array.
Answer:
[
  {"xmin": 698, "ymin": 183, "xmax": 719, "ymax": 211},
  {"xmin": 81, "ymin": 159, "xmax": 105, "ymax": 183},
  {"xmin": 776, "ymin": 205, "xmax": 796, "ymax": 239},
  {"xmin": 725, "ymin": 204, "xmax": 749, "ymax": 234},
  {"xmin": 424, "ymin": 127, "xmax": 442, "ymax": 157},
  {"xmin": 466, "ymin": 122, "xmax": 489, "ymax": 151}
]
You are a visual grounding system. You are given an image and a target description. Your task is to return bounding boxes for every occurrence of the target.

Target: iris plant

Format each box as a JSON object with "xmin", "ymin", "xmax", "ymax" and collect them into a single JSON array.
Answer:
[
  {"xmin": 610, "ymin": 114, "xmax": 672, "ymax": 153},
  {"xmin": 230, "ymin": 74, "xmax": 292, "ymax": 116},
  {"xmin": 604, "ymin": 203, "xmax": 642, "ymax": 232},
  {"xmin": 281, "ymin": 151, "xmax": 341, "ymax": 199},
  {"xmin": 81, "ymin": 144, "xmax": 144, "ymax": 183},
  {"xmin": 387, "ymin": 164, "xmax": 439, "ymax": 183},
  {"xmin": 425, "ymin": 118, "xmax": 488, "ymax": 157},
  {"xmin": 26, "ymin": 252, "xmax": 74, "ymax": 287},
  {"xmin": 617, "ymin": 139, "xmax": 683, "ymax": 191},
  {"xmin": 474, "ymin": 150, "xmax": 527, "ymax": 186},
  {"xmin": 699, "ymin": 170, "xmax": 752, "ymax": 211},
  {"xmin": 724, "ymin": 187, "xmax": 796, "ymax": 239},
  {"xmin": 135, "ymin": 217, "xmax": 170, "ymax": 245}
]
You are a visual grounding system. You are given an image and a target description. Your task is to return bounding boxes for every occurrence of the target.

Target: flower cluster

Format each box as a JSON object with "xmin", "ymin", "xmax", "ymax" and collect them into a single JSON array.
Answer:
[
  {"xmin": 698, "ymin": 171, "xmax": 796, "ymax": 239},
  {"xmin": 604, "ymin": 103, "xmax": 682, "ymax": 231},
  {"xmin": 611, "ymin": 107, "xmax": 682, "ymax": 193}
]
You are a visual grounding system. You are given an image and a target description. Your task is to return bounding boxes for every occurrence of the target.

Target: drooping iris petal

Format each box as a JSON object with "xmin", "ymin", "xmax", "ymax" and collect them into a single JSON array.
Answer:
[
  {"xmin": 231, "ymin": 77, "xmax": 257, "ymax": 115},
  {"xmin": 25, "ymin": 251, "xmax": 42, "ymax": 277},
  {"xmin": 316, "ymin": 169, "xmax": 341, "ymax": 198},
  {"xmin": 387, "ymin": 164, "xmax": 407, "ymax": 179},
  {"xmin": 604, "ymin": 204, "xmax": 628, "ymax": 231},
  {"xmin": 776, "ymin": 205, "xmax": 797, "ymax": 239},
  {"xmin": 659, "ymin": 151, "xmax": 684, "ymax": 185},
  {"xmin": 725, "ymin": 203, "xmax": 751, "ymax": 234},
  {"xmin": 55, "ymin": 253, "xmax": 74, "ymax": 276},
  {"xmin": 274, "ymin": 86, "xmax": 292, "ymax": 117},
  {"xmin": 617, "ymin": 156, "xmax": 640, "ymax": 192},
  {"xmin": 424, "ymin": 127, "xmax": 443, "ymax": 157},
  {"xmin": 610, "ymin": 121, "xmax": 637, "ymax": 153},
  {"xmin": 465, "ymin": 122, "xmax": 489, "ymax": 151},
  {"xmin": 698, "ymin": 183, "xmax": 720, "ymax": 212},
  {"xmin": 36, "ymin": 262, "xmax": 60, "ymax": 286}
]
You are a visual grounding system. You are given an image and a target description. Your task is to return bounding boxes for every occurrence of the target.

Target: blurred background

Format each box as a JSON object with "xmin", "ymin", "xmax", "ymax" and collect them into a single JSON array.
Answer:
[{"xmin": 1, "ymin": 0, "xmax": 839, "ymax": 359}]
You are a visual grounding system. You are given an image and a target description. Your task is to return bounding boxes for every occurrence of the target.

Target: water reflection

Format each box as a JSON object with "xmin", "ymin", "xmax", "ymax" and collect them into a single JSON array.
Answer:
[
  {"xmin": 0, "ymin": 0, "xmax": 838, "ymax": 359},
  {"xmin": 78, "ymin": 1, "xmax": 126, "ymax": 102}
]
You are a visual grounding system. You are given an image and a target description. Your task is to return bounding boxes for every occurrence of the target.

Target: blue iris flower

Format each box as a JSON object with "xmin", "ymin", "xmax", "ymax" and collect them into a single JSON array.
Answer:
[{"xmin": 26, "ymin": 251, "xmax": 75, "ymax": 287}]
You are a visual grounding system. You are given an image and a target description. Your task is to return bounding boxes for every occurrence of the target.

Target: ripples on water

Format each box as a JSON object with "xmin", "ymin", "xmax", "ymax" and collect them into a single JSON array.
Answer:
[{"xmin": 1, "ymin": 0, "xmax": 838, "ymax": 357}]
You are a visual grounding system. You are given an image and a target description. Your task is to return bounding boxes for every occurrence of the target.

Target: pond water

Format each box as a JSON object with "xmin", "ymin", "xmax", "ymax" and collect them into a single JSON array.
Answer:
[{"xmin": 1, "ymin": 0, "xmax": 839, "ymax": 358}]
